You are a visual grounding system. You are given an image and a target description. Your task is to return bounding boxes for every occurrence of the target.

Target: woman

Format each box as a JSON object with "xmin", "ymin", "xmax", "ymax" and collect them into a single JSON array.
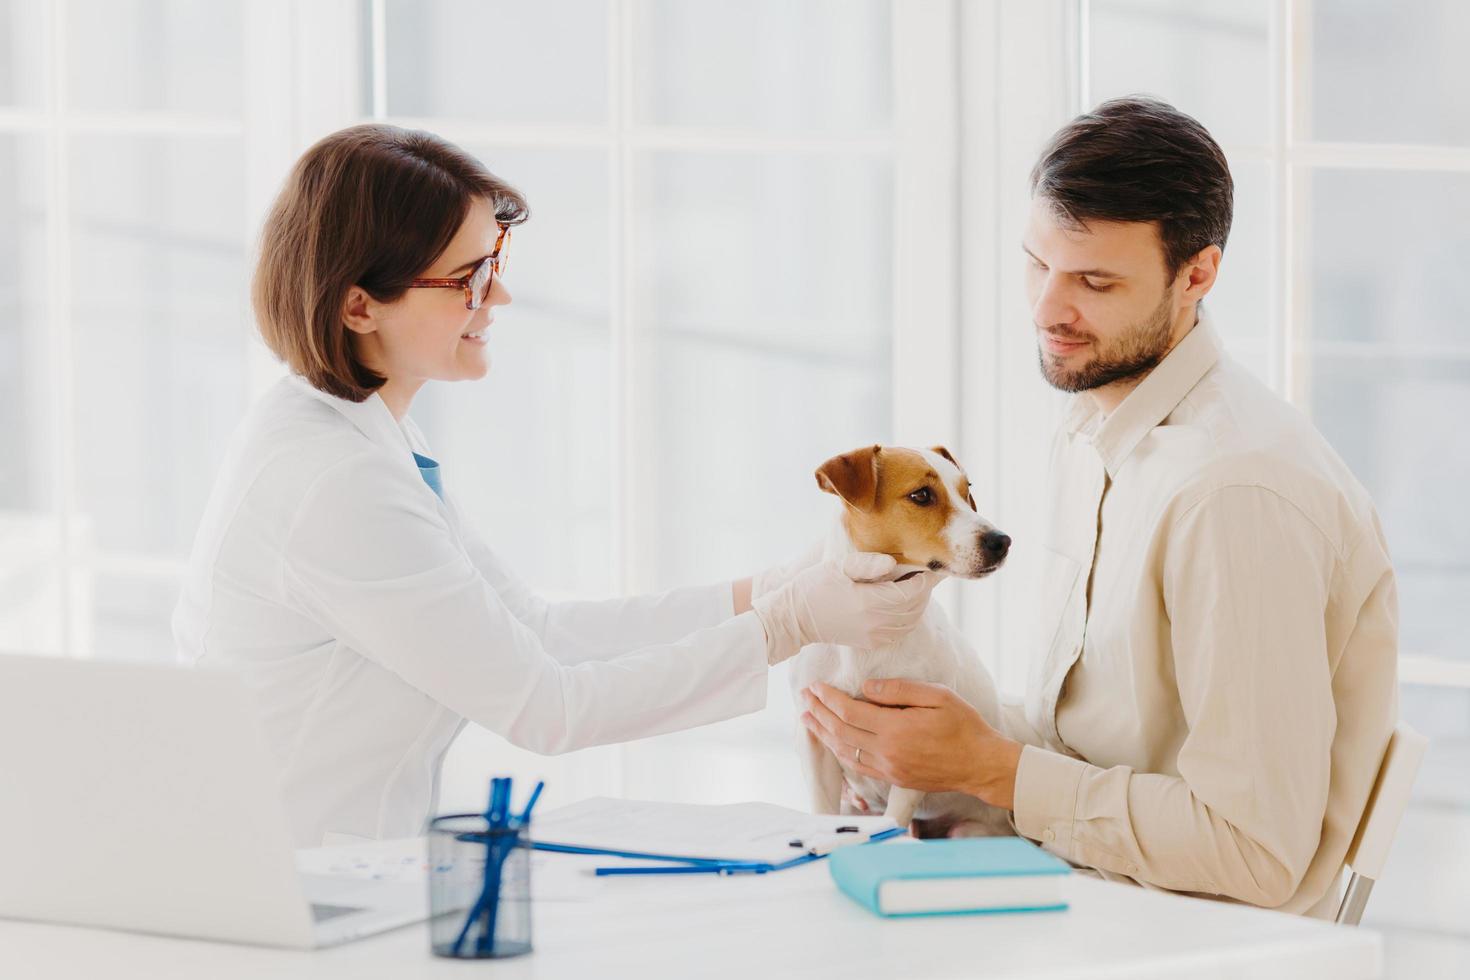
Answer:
[{"xmin": 173, "ymin": 124, "xmax": 934, "ymax": 848}]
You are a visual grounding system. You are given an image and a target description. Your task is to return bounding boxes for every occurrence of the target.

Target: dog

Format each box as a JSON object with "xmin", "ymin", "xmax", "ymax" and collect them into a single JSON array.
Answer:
[{"xmin": 791, "ymin": 443, "xmax": 1014, "ymax": 838}]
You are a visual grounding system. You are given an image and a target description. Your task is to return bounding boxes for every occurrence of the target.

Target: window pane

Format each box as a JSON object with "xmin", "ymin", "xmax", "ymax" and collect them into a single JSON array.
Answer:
[
  {"xmin": 0, "ymin": 133, "xmax": 57, "ymax": 653},
  {"xmin": 411, "ymin": 148, "xmax": 613, "ymax": 598},
  {"xmin": 77, "ymin": 570, "xmax": 181, "ymax": 663},
  {"xmin": 1309, "ymin": 355, "xmax": 1470, "ymax": 663},
  {"xmin": 1089, "ymin": 0, "xmax": 1270, "ymax": 148},
  {"xmin": 69, "ymin": 134, "xmax": 248, "ymax": 557},
  {"xmin": 0, "ymin": 521, "xmax": 64, "ymax": 655},
  {"xmin": 65, "ymin": 0, "xmax": 244, "ymax": 115},
  {"xmin": 634, "ymin": 0, "xmax": 891, "ymax": 132},
  {"xmin": 635, "ymin": 151, "xmax": 892, "ymax": 586},
  {"xmin": 1307, "ymin": 169, "xmax": 1470, "ymax": 348},
  {"xmin": 629, "ymin": 150, "xmax": 892, "ymax": 796},
  {"xmin": 1399, "ymin": 685, "xmax": 1470, "ymax": 809},
  {"xmin": 0, "ymin": 133, "xmax": 49, "ymax": 512},
  {"xmin": 381, "ymin": 0, "xmax": 607, "ymax": 124},
  {"xmin": 1309, "ymin": 0, "xmax": 1470, "ymax": 146},
  {"xmin": 0, "ymin": 0, "xmax": 47, "ymax": 108},
  {"xmin": 1210, "ymin": 158, "xmax": 1270, "ymax": 382}
]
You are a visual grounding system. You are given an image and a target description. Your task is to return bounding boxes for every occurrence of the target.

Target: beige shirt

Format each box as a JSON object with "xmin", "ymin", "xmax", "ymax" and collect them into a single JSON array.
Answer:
[{"xmin": 1007, "ymin": 312, "xmax": 1399, "ymax": 919}]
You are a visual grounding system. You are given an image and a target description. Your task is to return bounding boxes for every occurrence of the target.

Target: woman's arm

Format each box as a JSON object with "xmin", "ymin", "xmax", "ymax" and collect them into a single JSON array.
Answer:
[
  {"xmin": 456, "ymin": 520, "xmax": 747, "ymax": 665},
  {"xmin": 281, "ymin": 452, "xmax": 771, "ymax": 754}
]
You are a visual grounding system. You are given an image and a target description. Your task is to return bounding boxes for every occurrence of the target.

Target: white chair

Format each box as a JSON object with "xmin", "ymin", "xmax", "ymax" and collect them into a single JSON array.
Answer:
[{"xmin": 1335, "ymin": 721, "xmax": 1429, "ymax": 926}]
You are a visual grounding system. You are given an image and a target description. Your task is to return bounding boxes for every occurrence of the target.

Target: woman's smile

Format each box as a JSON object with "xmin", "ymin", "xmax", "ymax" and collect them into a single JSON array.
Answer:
[{"xmin": 461, "ymin": 318, "xmax": 493, "ymax": 344}]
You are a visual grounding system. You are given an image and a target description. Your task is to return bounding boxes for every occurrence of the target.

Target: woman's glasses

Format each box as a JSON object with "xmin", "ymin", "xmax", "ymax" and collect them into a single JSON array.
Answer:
[{"xmin": 409, "ymin": 225, "xmax": 511, "ymax": 311}]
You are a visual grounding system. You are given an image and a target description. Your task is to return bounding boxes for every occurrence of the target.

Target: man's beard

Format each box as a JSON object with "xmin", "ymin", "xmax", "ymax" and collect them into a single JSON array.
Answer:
[{"xmin": 1037, "ymin": 291, "xmax": 1174, "ymax": 393}]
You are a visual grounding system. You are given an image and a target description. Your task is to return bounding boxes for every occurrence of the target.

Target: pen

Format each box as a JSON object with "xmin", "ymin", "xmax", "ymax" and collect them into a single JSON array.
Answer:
[
  {"xmin": 515, "ymin": 780, "xmax": 545, "ymax": 828},
  {"xmin": 591, "ymin": 826, "xmax": 907, "ymax": 875},
  {"xmin": 479, "ymin": 778, "xmax": 512, "ymax": 954},
  {"xmin": 453, "ymin": 777, "xmax": 515, "ymax": 957}
]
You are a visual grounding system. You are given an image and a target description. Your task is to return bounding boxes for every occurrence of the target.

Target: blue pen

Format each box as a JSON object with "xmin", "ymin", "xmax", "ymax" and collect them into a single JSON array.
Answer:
[
  {"xmin": 515, "ymin": 780, "xmax": 545, "ymax": 828},
  {"xmin": 589, "ymin": 826, "xmax": 908, "ymax": 876},
  {"xmin": 478, "ymin": 778, "xmax": 512, "ymax": 954},
  {"xmin": 596, "ymin": 862, "xmax": 775, "ymax": 877},
  {"xmin": 452, "ymin": 778, "xmax": 512, "ymax": 957}
]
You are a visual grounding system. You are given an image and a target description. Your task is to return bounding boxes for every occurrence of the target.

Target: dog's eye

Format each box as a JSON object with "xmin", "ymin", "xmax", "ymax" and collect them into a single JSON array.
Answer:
[{"xmin": 907, "ymin": 488, "xmax": 934, "ymax": 506}]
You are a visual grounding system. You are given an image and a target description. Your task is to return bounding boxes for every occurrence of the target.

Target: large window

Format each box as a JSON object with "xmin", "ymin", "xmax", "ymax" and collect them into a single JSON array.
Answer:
[
  {"xmin": 0, "ymin": 0, "xmax": 960, "ymax": 815},
  {"xmin": 3, "ymin": 6, "xmax": 1463, "ymax": 957},
  {"xmin": 0, "ymin": 0, "xmax": 251, "ymax": 661},
  {"xmin": 371, "ymin": 1, "xmax": 957, "ymax": 812}
]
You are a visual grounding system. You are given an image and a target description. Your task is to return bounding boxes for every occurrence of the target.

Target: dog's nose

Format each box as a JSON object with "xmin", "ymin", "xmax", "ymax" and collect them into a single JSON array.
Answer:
[{"xmin": 980, "ymin": 531, "xmax": 1010, "ymax": 560}]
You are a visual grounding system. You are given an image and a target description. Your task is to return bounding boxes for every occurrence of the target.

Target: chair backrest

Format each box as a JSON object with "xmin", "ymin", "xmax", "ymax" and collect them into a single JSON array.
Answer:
[{"xmin": 1336, "ymin": 720, "xmax": 1428, "ymax": 925}]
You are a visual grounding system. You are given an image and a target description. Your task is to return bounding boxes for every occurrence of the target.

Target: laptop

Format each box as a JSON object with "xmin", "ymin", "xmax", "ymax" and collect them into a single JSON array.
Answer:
[{"xmin": 0, "ymin": 653, "xmax": 428, "ymax": 948}]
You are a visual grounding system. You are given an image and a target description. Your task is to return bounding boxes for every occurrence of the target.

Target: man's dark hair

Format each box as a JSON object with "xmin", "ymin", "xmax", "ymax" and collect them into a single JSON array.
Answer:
[{"xmin": 1030, "ymin": 96, "xmax": 1233, "ymax": 278}]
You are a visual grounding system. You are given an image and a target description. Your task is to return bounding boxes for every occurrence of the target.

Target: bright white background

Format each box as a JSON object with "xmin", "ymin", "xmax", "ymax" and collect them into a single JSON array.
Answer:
[{"xmin": 1, "ymin": 1, "xmax": 1466, "ymax": 971}]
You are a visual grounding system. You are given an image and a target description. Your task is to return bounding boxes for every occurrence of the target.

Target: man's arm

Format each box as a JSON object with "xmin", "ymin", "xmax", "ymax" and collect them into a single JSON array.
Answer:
[
  {"xmin": 805, "ymin": 484, "xmax": 1340, "ymax": 908},
  {"xmin": 1012, "ymin": 484, "xmax": 1338, "ymax": 907}
]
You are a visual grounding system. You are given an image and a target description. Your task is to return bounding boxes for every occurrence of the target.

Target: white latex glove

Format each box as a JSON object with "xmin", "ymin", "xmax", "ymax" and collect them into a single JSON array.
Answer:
[
  {"xmin": 752, "ymin": 553, "xmax": 936, "ymax": 665},
  {"xmin": 750, "ymin": 537, "xmax": 826, "ymax": 600}
]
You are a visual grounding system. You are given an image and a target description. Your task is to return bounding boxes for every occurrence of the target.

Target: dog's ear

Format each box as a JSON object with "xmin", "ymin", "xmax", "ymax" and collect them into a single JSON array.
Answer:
[
  {"xmin": 815, "ymin": 445, "xmax": 881, "ymax": 511},
  {"xmin": 931, "ymin": 445, "xmax": 977, "ymax": 510},
  {"xmin": 931, "ymin": 445, "xmax": 960, "ymax": 468}
]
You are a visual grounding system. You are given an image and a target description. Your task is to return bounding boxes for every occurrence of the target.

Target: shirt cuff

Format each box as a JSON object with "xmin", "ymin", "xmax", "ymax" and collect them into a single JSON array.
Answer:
[
  {"xmin": 1013, "ymin": 744, "xmax": 1089, "ymax": 860},
  {"xmin": 713, "ymin": 580, "xmax": 737, "ymax": 623}
]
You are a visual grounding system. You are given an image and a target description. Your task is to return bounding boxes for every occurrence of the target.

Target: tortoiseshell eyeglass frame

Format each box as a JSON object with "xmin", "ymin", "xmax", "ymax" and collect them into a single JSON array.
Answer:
[{"xmin": 408, "ymin": 224, "xmax": 511, "ymax": 311}]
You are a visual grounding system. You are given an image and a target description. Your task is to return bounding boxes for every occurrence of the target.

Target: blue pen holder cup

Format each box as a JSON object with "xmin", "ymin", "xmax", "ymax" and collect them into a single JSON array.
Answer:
[{"xmin": 427, "ymin": 813, "xmax": 533, "ymax": 959}]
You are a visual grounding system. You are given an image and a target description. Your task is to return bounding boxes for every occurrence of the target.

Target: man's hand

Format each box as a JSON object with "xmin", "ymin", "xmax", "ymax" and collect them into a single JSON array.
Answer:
[{"xmin": 801, "ymin": 679, "xmax": 1023, "ymax": 810}]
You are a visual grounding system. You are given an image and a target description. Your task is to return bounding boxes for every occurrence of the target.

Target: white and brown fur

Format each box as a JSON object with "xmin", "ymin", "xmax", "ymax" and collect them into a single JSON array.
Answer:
[{"xmin": 791, "ymin": 444, "xmax": 1014, "ymax": 838}]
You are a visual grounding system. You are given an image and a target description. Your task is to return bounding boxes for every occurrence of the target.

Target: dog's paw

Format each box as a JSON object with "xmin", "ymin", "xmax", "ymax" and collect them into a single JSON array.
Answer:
[{"xmin": 840, "ymin": 782, "xmax": 873, "ymax": 814}]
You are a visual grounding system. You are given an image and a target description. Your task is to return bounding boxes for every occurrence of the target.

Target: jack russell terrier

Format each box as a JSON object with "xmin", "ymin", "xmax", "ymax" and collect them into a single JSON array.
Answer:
[{"xmin": 791, "ymin": 443, "xmax": 1014, "ymax": 838}]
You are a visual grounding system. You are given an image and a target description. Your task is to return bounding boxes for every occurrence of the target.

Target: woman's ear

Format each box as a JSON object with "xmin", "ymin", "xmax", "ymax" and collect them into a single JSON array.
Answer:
[{"xmin": 342, "ymin": 285, "xmax": 378, "ymax": 336}]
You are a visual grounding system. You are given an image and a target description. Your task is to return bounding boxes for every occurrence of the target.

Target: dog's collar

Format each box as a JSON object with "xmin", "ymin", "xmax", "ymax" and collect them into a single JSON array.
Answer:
[{"xmin": 889, "ymin": 563, "xmax": 940, "ymax": 583}]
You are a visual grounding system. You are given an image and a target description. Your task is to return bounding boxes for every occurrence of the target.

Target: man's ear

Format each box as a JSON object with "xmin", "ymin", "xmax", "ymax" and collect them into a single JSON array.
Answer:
[
  {"xmin": 1178, "ymin": 244, "xmax": 1221, "ymax": 303},
  {"xmin": 342, "ymin": 285, "xmax": 378, "ymax": 336},
  {"xmin": 815, "ymin": 445, "xmax": 881, "ymax": 511}
]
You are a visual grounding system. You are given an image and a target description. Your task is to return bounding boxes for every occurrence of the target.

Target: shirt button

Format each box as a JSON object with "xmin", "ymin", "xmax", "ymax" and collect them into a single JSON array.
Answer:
[{"xmin": 1043, "ymin": 828, "xmax": 1056, "ymax": 842}]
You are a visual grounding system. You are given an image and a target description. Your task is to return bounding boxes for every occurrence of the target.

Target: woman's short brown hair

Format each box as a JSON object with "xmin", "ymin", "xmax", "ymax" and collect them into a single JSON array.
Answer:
[{"xmin": 253, "ymin": 123, "xmax": 529, "ymax": 401}]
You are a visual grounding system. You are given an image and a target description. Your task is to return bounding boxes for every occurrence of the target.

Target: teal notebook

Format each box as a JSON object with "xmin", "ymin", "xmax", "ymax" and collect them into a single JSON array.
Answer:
[{"xmin": 829, "ymin": 838, "xmax": 1071, "ymax": 918}]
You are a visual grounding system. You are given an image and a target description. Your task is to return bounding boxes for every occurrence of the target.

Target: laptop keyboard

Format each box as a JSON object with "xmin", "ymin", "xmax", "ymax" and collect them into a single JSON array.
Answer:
[{"xmin": 311, "ymin": 902, "xmax": 364, "ymax": 923}]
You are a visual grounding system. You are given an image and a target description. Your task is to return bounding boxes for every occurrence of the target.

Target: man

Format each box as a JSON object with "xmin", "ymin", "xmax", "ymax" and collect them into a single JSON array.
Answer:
[{"xmin": 801, "ymin": 97, "xmax": 1398, "ymax": 919}]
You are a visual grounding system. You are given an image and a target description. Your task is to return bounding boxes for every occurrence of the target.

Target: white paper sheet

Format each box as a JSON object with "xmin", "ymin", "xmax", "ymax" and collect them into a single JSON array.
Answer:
[
  {"xmin": 295, "ymin": 836, "xmax": 599, "ymax": 901},
  {"xmin": 529, "ymin": 798, "xmax": 899, "ymax": 865}
]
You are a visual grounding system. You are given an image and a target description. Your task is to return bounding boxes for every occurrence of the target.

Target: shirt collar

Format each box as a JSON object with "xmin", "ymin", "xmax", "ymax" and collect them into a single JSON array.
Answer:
[
  {"xmin": 1064, "ymin": 309, "xmax": 1223, "ymax": 477},
  {"xmin": 289, "ymin": 375, "xmax": 420, "ymax": 471}
]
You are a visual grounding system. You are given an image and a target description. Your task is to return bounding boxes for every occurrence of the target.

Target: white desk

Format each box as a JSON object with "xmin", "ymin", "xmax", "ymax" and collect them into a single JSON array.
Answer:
[{"xmin": 0, "ymin": 852, "xmax": 1380, "ymax": 979}]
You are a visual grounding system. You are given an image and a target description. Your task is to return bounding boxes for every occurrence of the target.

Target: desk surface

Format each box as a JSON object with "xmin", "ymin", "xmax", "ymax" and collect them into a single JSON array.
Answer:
[{"xmin": 1, "ymin": 854, "xmax": 1380, "ymax": 980}]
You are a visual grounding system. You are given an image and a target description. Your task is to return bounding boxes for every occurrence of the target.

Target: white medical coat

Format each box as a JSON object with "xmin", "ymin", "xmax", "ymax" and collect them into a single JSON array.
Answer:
[{"xmin": 173, "ymin": 375, "xmax": 769, "ymax": 846}]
